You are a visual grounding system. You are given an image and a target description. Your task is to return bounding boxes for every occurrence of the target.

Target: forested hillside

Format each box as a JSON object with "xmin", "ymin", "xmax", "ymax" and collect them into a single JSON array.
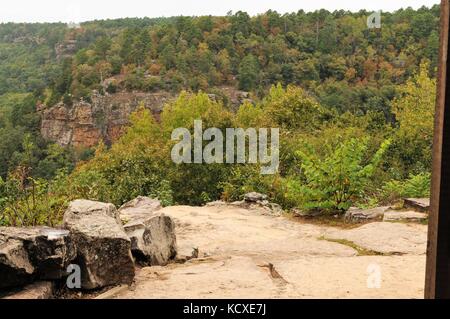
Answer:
[{"xmin": 0, "ymin": 5, "xmax": 440, "ymax": 226}]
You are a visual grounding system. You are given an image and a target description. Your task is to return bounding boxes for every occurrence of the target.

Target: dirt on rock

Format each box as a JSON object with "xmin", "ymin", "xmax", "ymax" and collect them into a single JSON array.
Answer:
[{"xmin": 112, "ymin": 205, "xmax": 427, "ymax": 299}]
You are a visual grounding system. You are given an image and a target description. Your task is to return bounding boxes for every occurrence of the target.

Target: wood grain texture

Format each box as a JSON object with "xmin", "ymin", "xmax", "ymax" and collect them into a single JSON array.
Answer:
[{"xmin": 425, "ymin": 0, "xmax": 450, "ymax": 299}]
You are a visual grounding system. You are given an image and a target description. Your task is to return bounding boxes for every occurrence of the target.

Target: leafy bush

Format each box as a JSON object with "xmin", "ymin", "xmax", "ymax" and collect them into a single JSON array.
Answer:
[
  {"xmin": 161, "ymin": 92, "xmax": 235, "ymax": 205},
  {"xmin": 0, "ymin": 171, "xmax": 68, "ymax": 227},
  {"xmin": 381, "ymin": 172, "xmax": 431, "ymax": 202},
  {"xmin": 220, "ymin": 165, "xmax": 284, "ymax": 203},
  {"xmin": 295, "ymin": 138, "xmax": 391, "ymax": 212}
]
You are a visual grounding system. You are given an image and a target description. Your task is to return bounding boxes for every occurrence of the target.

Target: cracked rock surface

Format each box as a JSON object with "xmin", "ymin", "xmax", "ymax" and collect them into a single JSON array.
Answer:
[{"xmin": 113, "ymin": 204, "xmax": 427, "ymax": 299}]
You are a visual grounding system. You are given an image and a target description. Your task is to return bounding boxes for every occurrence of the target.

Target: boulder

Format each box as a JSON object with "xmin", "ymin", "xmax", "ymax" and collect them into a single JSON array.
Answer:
[
  {"xmin": 123, "ymin": 216, "xmax": 177, "ymax": 265},
  {"xmin": 403, "ymin": 198, "xmax": 430, "ymax": 212},
  {"xmin": 344, "ymin": 207, "xmax": 388, "ymax": 222},
  {"xmin": 0, "ymin": 226, "xmax": 75, "ymax": 289},
  {"xmin": 0, "ymin": 237, "xmax": 34, "ymax": 289},
  {"xmin": 119, "ymin": 196, "xmax": 162, "ymax": 223},
  {"xmin": 383, "ymin": 211, "xmax": 428, "ymax": 222},
  {"xmin": 119, "ymin": 197, "xmax": 177, "ymax": 266},
  {"xmin": 291, "ymin": 208, "xmax": 322, "ymax": 218},
  {"xmin": 63, "ymin": 200, "xmax": 135, "ymax": 290},
  {"xmin": 64, "ymin": 199, "xmax": 121, "ymax": 224},
  {"xmin": 230, "ymin": 200, "xmax": 281, "ymax": 216},
  {"xmin": 269, "ymin": 203, "xmax": 283, "ymax": 215},
  {"xmin": 244, "ymin": 192, "xmax": 268, "ymax": 203},
  {"xmin": 223, "ymin": 194, "xmax": 283, "ymax": 217}
]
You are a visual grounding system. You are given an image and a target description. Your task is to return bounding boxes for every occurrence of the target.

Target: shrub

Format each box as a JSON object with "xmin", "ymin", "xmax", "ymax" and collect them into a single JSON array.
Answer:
[
  {"xmin": 381, "ymin": 172, "xmax": 431, "ymax": 202},
  {"xmin": 296, "ymin": 138, "xmax": 391, "ymax": 213},
  {"xmin": 220, "ymin": 165, "xmax": 282, "ymax": 202},
  {"xmin": 0, "ymin": 173, "xmax": 68, "ymax": 227},
  {"xmin": 162, "ymin": 92, "xmax": 235, "ymax": 205}
]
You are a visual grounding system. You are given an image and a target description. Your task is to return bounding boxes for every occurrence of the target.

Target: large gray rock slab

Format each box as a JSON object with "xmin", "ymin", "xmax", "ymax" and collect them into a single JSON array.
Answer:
[
  {"xmin": 344, "ymin": 207, "xmax": 387, "ymax": 222},
  {"xmin": 63, "ymin": 200, "xmax": 135, "ymax": 289},
  {"xmin": 113, "ymin": 204, "xmax": 427, "ymax": 299},
  {"xmin": 0, "ymin": 226, "xmax": 75, "ymax": 289},
  {"xmin": 119, "ymin": 196, "xmax": 162, "ymax": 223},
  {"xmin": 244, "ymin": 192, "xmax": 268, "ymax": 203},
  {"xmin": 0, "ymin": 237, "xmax": 34, "ymax": 289},
  {"xmin": 206, "ymin": 193, "xmax": 283, "ymax": 217},
  {"xmin": 383, "ymin": 211, "xmax": 428, "ymax": 222},
  {"xmin": 64, "ymin": 199, "xmax": 121, "ymax": 224},
  {"xmin": 403, "ymin": 198, "xmax": 430, "ymax": 212},
  {"xmin": 325, "ymin": 222, "xmax": 427, "ymax": 255},
  {"xmin": 291, "ymin": 208, "xmax": 322, "ymax": 218},
  {"xmin": 119, "ymin": 197, "xmax": 176, "ymax": 265}
]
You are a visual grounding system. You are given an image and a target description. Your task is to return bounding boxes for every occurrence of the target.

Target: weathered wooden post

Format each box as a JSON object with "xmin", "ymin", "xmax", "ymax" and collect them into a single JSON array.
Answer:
[{"xmin": 425, "ymin": 0, "xmax": 450, "ymax": 299}]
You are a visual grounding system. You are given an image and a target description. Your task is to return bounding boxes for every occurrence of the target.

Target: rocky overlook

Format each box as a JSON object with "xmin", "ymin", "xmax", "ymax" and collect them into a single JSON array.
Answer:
[{"xmin": 0, "ymin": 195, "xmax": 428, "ymax": 299}]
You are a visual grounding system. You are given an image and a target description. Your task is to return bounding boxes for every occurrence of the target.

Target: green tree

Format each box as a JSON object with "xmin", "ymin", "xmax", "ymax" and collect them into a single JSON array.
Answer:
[
  {"xmin": 295, "ymin": 138, "xmax": 391, "ymax": 212},
  {"xmin": 263, "ymin": 84, "xmax": 333, "ymax": 131},
  {"xmin": 238, "ymin": 54, "xmax": 260, "ymax": 91}
]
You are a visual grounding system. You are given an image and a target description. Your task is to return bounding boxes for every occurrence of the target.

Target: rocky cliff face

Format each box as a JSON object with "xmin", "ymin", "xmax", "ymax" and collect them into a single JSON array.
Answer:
[
  {"xmin": 39, "ymin": 91, "xmax": 173, "ymax": 148},
  {"xmin": 39, "ymin": 87, "xmax": 252, "ymax": 148}
]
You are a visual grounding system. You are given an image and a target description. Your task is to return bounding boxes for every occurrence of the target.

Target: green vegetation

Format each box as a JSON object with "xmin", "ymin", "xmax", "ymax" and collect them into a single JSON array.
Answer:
[
  {"xmin": 318, "ymin": 236, "xmax": 394, "ymax": 256},
  {"xmin": 0, "ymin": 6, "xmax": 439, "ymax": 225},
  {"xmin": 295, "ymin": 138, "xmax": 391, "ymax": 212}
]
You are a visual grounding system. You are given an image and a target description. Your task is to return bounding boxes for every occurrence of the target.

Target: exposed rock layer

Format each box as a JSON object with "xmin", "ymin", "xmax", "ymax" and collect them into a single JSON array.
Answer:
[
  {"xmin": 63, "ymin": 200, "xmax": 135, "ymax": 289},
  {"xmin": 39, "ymin": 91, "xmax": 173, "ymax": 147},
  {"xmin": 0, "ymin": 226, "xmax": 75, "ymax": 289},
  {"xmin": 119, "ymin": 197, "xmax": 177, "ymax": 265}
]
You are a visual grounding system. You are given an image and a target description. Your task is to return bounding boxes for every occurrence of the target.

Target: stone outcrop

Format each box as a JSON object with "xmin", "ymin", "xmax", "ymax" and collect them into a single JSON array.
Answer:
[
  {"xmin": 63, "ymin": 200, "xmax": 135, "ymax": 289},
  {"xmin": 240, "ymin": 192, "xmax": 283, "ymax": 216},
  {"xmin": 0, "ymin": 227, "xmax": 75, "ymax": 289},
  {"xmin": 39, "ymin": 91, "xmax": 174, "ymax": 148},
  {"xmin": 55, "ymin": 39, "xmax": 77, "ymax": 60},
  {"xmin": 244, "ymin": 192, "xmax": 268, "ymax": 203},
  {"xmin": 119, "ymin": 196, "xmax": 162, "ymax": 223},
  {"xmin": 0, "ymin": 237, "xmax": 34, "ymax": 289},
  {"xmin": 39, "ymin": 86, "xmax": 253, "ymax": 148},
  {"xmin": 344, "ymin": 207, "xmax": 388, "ymax": 222},
  {"xmin": 119, "ymin": 197, "xmax": 177, "ymax": 266},
  {"xmin": 325, "ymin": 222, "xmax": 427, "ymax": 255},
  {"xmin": 403, "ymin": 198, "xmax": 430, "ymax": 212},
  {"xmin": 383, "ymin": 211, "xmax": 428, "ymax": 222},
  {"xmin": 206, "ymin": 193, "xmax": 283, "ymax": 216},
  {"xmin": 290, "ymin": 208, "xmax": 321, "ymax": 218},
  {"xmin": 1, "ymin": 197, "xmax": 180, "ymax": 294}
]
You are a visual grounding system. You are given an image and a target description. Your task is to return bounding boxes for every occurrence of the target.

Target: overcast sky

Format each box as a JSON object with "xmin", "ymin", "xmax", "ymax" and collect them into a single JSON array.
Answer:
[{"xmin": 0, "ymin": 0, "xmax": 441, "ymax": 23}]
